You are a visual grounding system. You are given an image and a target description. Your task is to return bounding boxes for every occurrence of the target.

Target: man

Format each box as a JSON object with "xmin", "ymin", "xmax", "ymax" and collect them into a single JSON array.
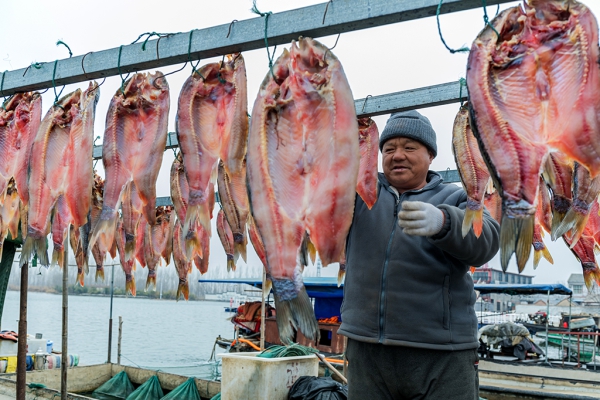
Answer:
[{"xmin": 339, "ymin": 110, "xmax": 500, "ymax": 400}]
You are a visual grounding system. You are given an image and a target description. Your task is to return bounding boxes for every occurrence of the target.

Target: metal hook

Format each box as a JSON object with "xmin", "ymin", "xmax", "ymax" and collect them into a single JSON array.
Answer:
[
  {"xmin": 226, "ymin": 20, "xmax": 238, "ymax": 38},
  {"xmin": 329, "ymin": 33, "xmax": 341, "ymax": 51},
  {"xmin": 155, "ymin": 34, "xmax": 175, "ymax": 60},
  {"xmin": 361, "ymin": 95, "xmax": 372, "ymax": 114},
  {"xmin": 322, "ymin": 0, "xmax": 333, "ymax": 24}
]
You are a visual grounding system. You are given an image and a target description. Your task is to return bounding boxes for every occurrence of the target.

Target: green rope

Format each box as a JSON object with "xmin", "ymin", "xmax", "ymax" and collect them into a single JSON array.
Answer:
[
  {"xmin": 117, "ymin": 45, "xmax": 131, "ymax": 95},
  {"xmin": 31, "ymin": 62, "xmax": 43, "ymax": 70},
  {"xmin": 56, "ymin": 40, "xmax": 72, "ymax": 58},
  {"xmin": 482, "ymin": 0, "xmax": 501, "ymax": 40},
  {"xmin": 257, "ymin": 343, "xmax": 318, "ymax": 358},
  {"xmin": 436, "ymin": 0, "xmax": 470, "ymax": 54},
  {"xmin": 251, "ymin": 0, "xmax": 276, "ymax": 79}
]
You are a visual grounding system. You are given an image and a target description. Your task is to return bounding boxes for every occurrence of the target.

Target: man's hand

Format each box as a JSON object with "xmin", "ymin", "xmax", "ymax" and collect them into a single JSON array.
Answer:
[{"xmin": 397, "ymin": 201, "xmax": 445, "ymax": 237}]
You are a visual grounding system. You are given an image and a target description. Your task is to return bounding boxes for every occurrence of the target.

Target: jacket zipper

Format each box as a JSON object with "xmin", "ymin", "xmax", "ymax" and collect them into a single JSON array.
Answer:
[{"xmin": 378, "ymin": 188, "xmax": 401, "ymax": 343}]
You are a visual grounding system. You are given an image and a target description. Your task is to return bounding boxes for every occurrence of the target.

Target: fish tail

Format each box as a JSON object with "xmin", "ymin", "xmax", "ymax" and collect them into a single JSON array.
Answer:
[
  {"xmin": 77, "ymin": 268, "xmax": 85, "ymax": 287},
  {"xmin": 233, "ymin": 235, "xmax": 247, "ymax": 263},
  {"xmin": 227, "ymin": 256, "xmax": 235, "ymax": 272},
  {"xmin": 556, "ymin": 210, "xmax": 589, "ymax": 246},
  {"xmin": 184, "ymin": 203, "xmax": 211, "ymax": 240},
  {"xmin": 95, "ymin": 266, "xmax": 105, "ymax": 282},
  {"xmin": 337, "ymin": 268, "xmax": 346, "ymax": 287},
  {"xmin": 51, "ymin": 248, "xmax": 64, "ymax": 268},
  {"xmin": 89, "ymin": 216, "xmax": 116, "ymax": 255},
  {"xmin": 126, "ymin": 274, "xmax": 136, "ymax": 297},
  {"xmin": 84, "ymin": 258, "xmax": 89, "ymax": 277},
  {"xmin": 145, "ymin": 272, "xmax": 157, "ymax": 291},
  {"xmin": 550, "ymin": 211, "xmax": 567, "ymax": 241},
  {"xmin": 124, "ymin": 239, "xmax": 135, "ymax": 262},
  {"xmin": 20, "ymin": 235, "xmax": 49, "ymax": 267},
  {"xmin": 177, "ymin": 280, "xmax": 189, "ymax": 302},
  {"xmin": 185, "ymin": 233, "xmax": 201, "ymax": 260},
  {"xmin": 462, "ymin": 208, "xmax": 483, "ymax": 238},
  {"xmin": 271, "ymin": 276, "xmax": 319, "ymax": 344},
  {"xmin": 469, "ymin": 266, "xmax": 476, "ymax": 274},
  {"xmin": 263, "ymin": 276, "xmax": 272, "ymax": 297},
  {"xmin": 582, "ymin": 263, "xmax": 600, "ymax": 291},
  {"xmin": 307, "ymin": 240, "xmax": 317, "ymax": 265},
  {"xmin": 500, "ymin": 214, "xmax": 533, "ymax": 273}
]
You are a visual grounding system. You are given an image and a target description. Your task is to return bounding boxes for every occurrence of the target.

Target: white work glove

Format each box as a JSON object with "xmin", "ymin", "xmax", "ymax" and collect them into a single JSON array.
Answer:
[{"xmin": 397, "ymin": 201, "xmax": 445, "ymax": 237}]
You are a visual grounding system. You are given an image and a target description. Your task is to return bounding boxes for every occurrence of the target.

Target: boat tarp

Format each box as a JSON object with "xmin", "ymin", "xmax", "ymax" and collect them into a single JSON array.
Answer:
[
  {"xmin": 474, "ymin": 283, "xmax": 572, "ymax": 296},
  {"xmin": 200, "ymin": 277, "xmax": 343, "ymax": 298}
]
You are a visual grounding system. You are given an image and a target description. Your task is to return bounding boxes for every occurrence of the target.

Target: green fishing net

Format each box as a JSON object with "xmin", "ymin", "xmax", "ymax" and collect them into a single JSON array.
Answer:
[
  {"xmin": 257, "ymin": 343, "xmax": 318, "ymax": 358},
  {"xmin": 210, "ymin": 393, "xmax": 221, "ymax": 400},
  {"xmin": 92, "ymin": 371, "xmax": 134, "ymax": 400},
  {"xmin": 160, "ymin": 377, "xmax": 201, "ymax": 400},
  {"xmin": 126, "ymin": 375, "xmax": 164, "ymax": 400}
]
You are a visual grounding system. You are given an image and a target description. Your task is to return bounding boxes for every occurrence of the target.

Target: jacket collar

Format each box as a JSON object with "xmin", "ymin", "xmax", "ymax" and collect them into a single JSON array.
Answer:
[{"xmin": 378, "ymin": 171, "xmax": 443, "ymax": 194}]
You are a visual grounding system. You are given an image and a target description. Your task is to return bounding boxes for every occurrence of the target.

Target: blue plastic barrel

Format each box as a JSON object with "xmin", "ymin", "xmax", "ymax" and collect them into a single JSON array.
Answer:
[{"xmin": 46, "ymin": 340, "xmax": 53, "ymax": 354}]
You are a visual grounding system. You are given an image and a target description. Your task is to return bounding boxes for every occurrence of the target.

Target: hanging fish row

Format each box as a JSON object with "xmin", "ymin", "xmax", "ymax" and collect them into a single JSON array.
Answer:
[
  {"xmin": 460, "ymin": 0, "xmax": 600, "ymax": 288},
  {"xmin": 2, "ymin": 38, "xmax": 379, "ymax": 323}
]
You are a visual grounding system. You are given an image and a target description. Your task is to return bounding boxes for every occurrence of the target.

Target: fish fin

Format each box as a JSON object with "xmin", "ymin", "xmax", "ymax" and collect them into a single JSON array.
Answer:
[
  {"xmin": 307, "ymin": 241, "xmax": 317, "ymax": 265},
  {"xmin": 485, "ymin": 178, "xmax": 495, "ymax": 195},
  {"xmin": 54, "ymin": 249, "xmax": 63, "ymax": 268},
  {"xmin": 84, "ymin": 258, "xmax": 89, "ymax": 277},
  {"xmin": 582, "ymin": 263, "xmax": 600, "ymax": 291},
  {"xmin": 126, "ymin": 275, "xmax": 136, "ymax": 297},
  {"xmin": 541, "ymin": 247, "xmax": 553, "ymax": 265},
  {"xmin": 469, "ymin": 266, "xmax": 476, "ymax": 274},
  {"xmin": 500, "ymin": 214, "xmax": 533, "ymax": 273},
  {"xmin": 462, "ymin": 208, "xmax": 483, "ymax": 238},
  {"xmin": 177, "ymin": 280, "xmax": 189, "ymax": 302},
  {"xmin": 145, "ymin": 272, "xmax": 157, "ymax": 291},
  {"xmin": 337, "ymin": 268, "xmax": 346, "ymax": 287},
  {"xmin": 95, "ymin": 266, "xmax": 105, "ymax": 282},
  {"xmin": 20, "ymin": 235, "xmax": 49, "ymax": 267},
  {"xmin": 77, "ymin": 270, "xmax": 85, "ymax": 287},
  {"xmin": 273, "ymin": 284, "xmax": 319, "ymax": 344}
]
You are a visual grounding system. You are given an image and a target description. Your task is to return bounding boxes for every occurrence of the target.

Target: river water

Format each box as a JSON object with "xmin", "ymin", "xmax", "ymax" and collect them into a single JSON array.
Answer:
[{"xmin": 1, "ymin": 291, "xmax": 234, "ymax": 378}]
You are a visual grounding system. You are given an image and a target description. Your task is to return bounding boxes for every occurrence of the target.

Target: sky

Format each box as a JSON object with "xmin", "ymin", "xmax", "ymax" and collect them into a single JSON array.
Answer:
[{"xmin": 3, "ymin": 0, "xmax": 600, "ymax": 286}]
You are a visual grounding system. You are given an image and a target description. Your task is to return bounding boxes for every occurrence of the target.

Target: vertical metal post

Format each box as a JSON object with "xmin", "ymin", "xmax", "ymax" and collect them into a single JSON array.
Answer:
[
  {"xmin": 16, "ymin": 262, "xmax": 28, "ymax": 400},
  {"xmin": 107, "ymin": 263, "xmax": 114, "ymax": 363},
  {"xmin": 260, "ymin": 268, "xmax": 266, "ymax": 351},
  {"xmin": 117, "ymin": 316, "xmax": 122, "ymax": 365},
  {"xmin": 568, "ymin": 294, "xmax": 572, "ymax": 361},
  {"xmin": 545, "ymin": 290, "xmax": 550, "ymax": 364},
  {"xmin": 61, "ymin": 241, "xmax": 68, "ymax": 400},
  {"xmin": 592, "ymin": 334, "xmax": 597, "ymax": 370}
]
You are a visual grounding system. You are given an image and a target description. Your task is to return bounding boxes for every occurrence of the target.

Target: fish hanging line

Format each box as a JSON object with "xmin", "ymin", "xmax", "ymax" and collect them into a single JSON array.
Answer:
[
  {"xmin": 81, "ymin": 52, "xmax": 107, "ymax": 89},
  {"xmin": 251, "ymin": 0, "xmax": 277, "ymax": 80},
  {"xmin": 436, "ymin": 0, "xmax": 500, "ymax": 54},
  {"xmin": 93, "ymin": 135, "xmax": 101, "ymax": 170},
  {"xmin": 52, "ymin": 40, "xmax": 73, "ymax": 108}
]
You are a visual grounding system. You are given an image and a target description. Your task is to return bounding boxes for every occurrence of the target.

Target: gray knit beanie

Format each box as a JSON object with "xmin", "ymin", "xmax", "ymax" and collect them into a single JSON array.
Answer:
[{"xmin": 379, "ymin": 110, "xmax": 437, "ymax": 157}]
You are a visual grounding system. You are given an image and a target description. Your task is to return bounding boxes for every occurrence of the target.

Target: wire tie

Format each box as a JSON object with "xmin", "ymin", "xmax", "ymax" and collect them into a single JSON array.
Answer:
[
  {"xmin": 458, "ymin": 77, "xmax": 468, "ymax": 107},
  {"xmin": 117, "ymin": 45, "xmax": 131, "ymax": 95},
  {"xmin": 322, "ymin": 0, "xmax": 333, "ymax": 24},
  {"xmin": 360, "ymin": 95, "xmax": 372, "ymax": 114},
  {"xmin": 187, "ymin": 30, "xmax": 204, "ymax": 79},
  {"xmin": 481, "ymin": 0, "xmax": 500, "ymax": 40},
  {"xmin": 226, "ymin": 20, "xmax": 238, "ymax": 38},
  {"xmin": 52, "ymin": 60, "xmax": 66, "ymax": 107}
]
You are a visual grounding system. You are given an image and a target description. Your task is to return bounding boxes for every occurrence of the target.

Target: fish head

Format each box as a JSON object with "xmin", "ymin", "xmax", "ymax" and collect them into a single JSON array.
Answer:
[
  {"xmin": 381, "ymin": 137, "xmax": 433, "ymax": 193},
  {"xmin": 147, "ymin": 71, "xmax": 170, "ymax": 100}
]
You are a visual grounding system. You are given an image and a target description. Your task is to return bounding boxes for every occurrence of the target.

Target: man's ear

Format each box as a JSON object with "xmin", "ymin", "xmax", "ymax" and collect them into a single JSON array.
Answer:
[{"xmin": 428, "ymin": 150, "xmax": 434, "ymax": 163}]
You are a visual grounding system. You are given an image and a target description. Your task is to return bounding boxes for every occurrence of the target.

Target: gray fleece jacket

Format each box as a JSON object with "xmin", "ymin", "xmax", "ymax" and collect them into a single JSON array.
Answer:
[{"xmin": 339, "ymin": 172, "xmax": 500, "ymax": 350}]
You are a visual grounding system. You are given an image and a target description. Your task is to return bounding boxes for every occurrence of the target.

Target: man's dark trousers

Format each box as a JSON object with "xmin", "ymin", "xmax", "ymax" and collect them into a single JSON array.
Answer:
[{"xmin": 346, "ymin": 338, "xmax": 479, "ymax": 399}]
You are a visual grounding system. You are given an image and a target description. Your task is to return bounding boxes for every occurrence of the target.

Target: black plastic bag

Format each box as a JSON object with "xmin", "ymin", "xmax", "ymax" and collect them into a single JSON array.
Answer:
[{"xmin": 288, "ymin": 376, "xmax": 348, "ymax": 400}]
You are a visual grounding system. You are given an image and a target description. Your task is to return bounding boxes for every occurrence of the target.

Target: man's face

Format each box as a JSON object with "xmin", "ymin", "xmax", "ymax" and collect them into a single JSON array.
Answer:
[{"xmin": 382, "ymin": 137, "xmax": 434, "ymax": 193}]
